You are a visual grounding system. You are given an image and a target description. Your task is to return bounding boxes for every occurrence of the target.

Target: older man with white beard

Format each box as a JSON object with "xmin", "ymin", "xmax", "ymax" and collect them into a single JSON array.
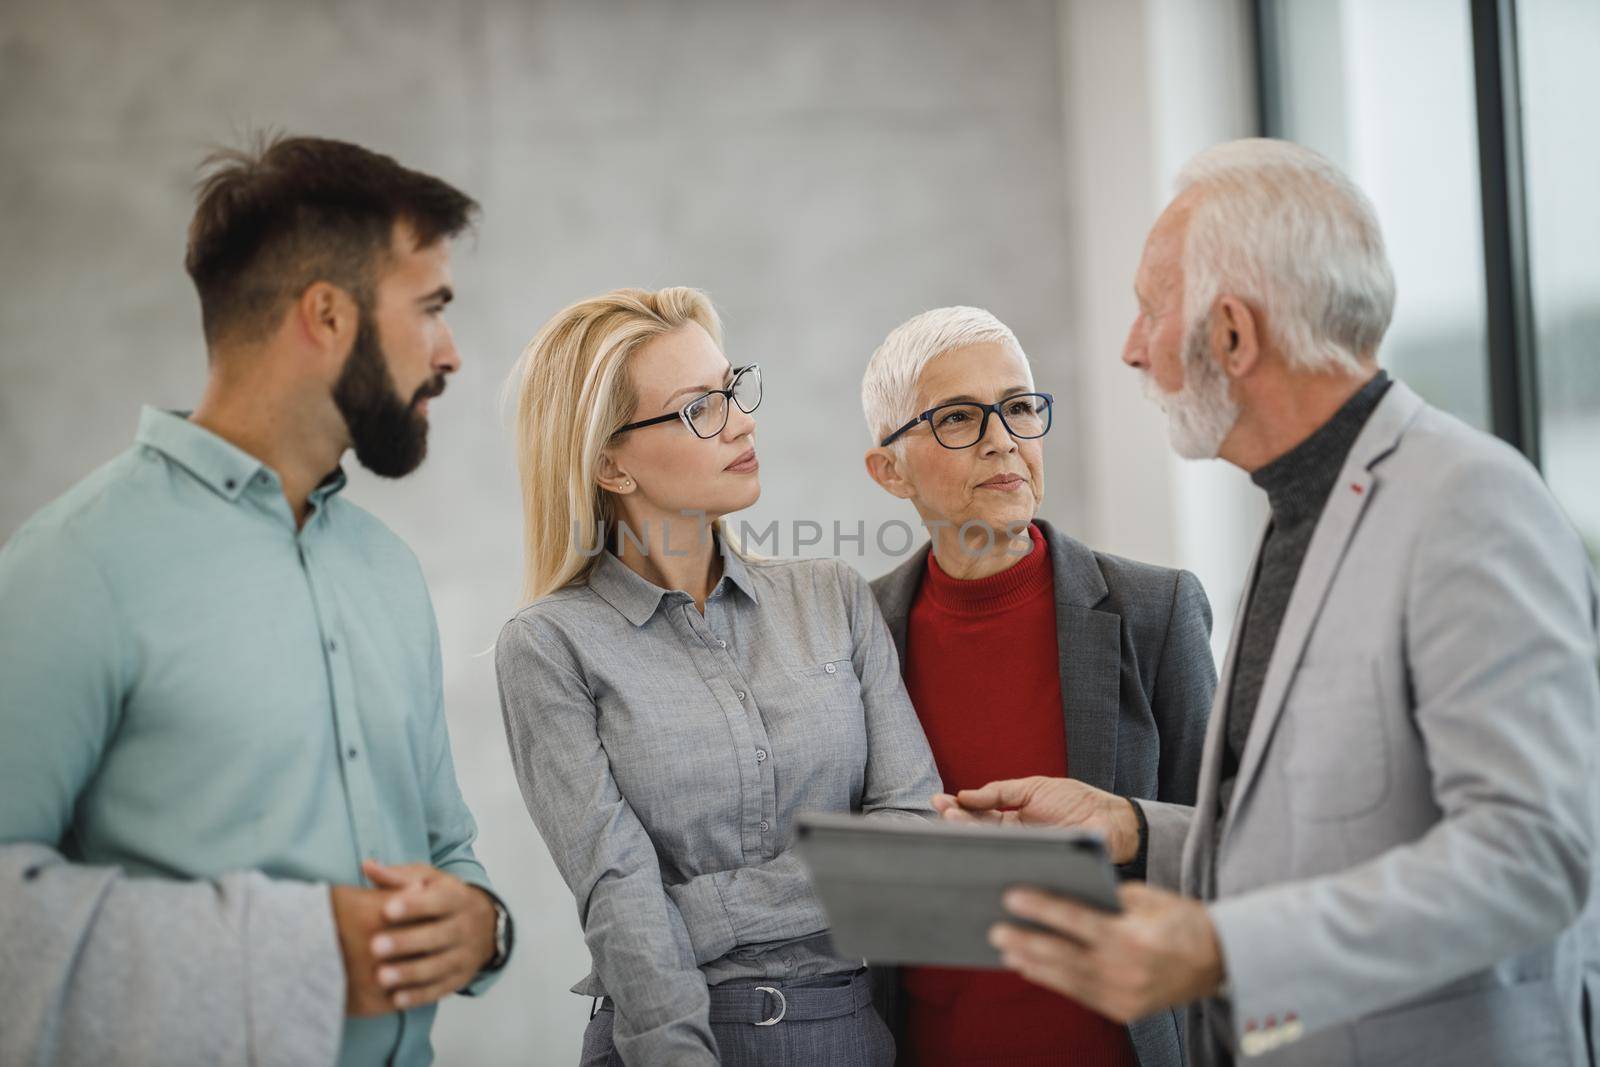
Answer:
[{"xmin": 935, "ymin": 139, "xmax": 1600, "ymax": 1066}]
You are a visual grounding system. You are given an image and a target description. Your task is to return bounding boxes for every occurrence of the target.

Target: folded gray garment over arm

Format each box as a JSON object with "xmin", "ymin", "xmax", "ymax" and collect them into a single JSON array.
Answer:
[{"xmin": 0, "ymin": 842, "xmax": 345, "ymax": 1067}]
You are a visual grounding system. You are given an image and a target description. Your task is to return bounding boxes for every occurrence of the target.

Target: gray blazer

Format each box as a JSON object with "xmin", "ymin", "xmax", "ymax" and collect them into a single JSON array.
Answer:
[
  {"xmin": 870, "ymin": 517, "xmax": 1218, "ymax": 1067},
  {"xmin": 1141, "ymin": 382, "xmax": 1600, "ymax": 1066}
]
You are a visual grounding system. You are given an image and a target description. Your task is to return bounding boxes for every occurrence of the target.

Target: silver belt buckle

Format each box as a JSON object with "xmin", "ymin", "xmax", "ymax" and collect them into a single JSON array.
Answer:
[{"xmin": 754, "ymin": 986, "xmax": 787, "ymax": 1026}]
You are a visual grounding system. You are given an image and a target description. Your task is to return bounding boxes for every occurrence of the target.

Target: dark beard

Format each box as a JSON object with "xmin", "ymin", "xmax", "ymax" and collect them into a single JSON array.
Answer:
[{"xmin": 331, "ymin": 314, "xmax": 443, "ymax": 479}]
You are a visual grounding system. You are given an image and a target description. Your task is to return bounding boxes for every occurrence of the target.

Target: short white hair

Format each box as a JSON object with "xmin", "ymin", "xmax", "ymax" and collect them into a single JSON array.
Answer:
[
  {"xmin": 861, "ymin": 306, "xmax": 1033, "ymax": 447},
  {"xmin": 1174, "ymin": 138, "xmax": 1395, "ymax": 374}
]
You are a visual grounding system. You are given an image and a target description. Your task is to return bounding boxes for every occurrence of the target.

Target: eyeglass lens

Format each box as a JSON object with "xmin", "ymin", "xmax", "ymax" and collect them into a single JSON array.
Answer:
[
  {"xmin": 684, "ymin": 367, "xmax": 762, "ymax": 438},
  {"xmin": 930, "ymin": 394, "xmax": 1050, "ymax": 447}
]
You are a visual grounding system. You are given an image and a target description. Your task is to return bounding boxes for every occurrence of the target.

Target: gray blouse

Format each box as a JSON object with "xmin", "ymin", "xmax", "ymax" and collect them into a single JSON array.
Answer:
[{"xmin": 495, "ymin": 534, "xmax": 941, "ymax": 1065}]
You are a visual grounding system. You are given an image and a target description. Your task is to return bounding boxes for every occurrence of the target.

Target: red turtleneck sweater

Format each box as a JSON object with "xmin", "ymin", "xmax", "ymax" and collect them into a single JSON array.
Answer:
[{"xmin": 901, "ymin": 522, "xmax": 1137, "ymax": 1067}]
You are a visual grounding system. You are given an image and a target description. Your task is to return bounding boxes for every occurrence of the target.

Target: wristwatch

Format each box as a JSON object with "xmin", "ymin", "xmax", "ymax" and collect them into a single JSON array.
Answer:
[{"xmin": 485, "ymin": 894, "xmax": 513, "ymax": 972}]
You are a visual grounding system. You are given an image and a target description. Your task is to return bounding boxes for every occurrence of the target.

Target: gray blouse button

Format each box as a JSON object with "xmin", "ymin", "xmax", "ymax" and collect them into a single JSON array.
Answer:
[
  {"xmin": 755, "ymin": 749, "xmax": 768, "ymax": 763},
  {"xmin": 824, "ymin": 662, "xmax": 837, "ymax": 674},
  {"xmin": 736, "ymin": 690, "xmax": 747, "ymax": 701},
  {"xmin": 758, "ymin": 820, "xmax": 770, "ymax": 833}
]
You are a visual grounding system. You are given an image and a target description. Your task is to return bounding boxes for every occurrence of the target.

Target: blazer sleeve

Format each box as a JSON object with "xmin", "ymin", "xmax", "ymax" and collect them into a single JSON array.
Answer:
[
  {"xmin": 1207, "ymin": 456, "xmax": 1599, "ymax": 1047},
  {"xmin": 1134, "ymin": 799, "xmax": 1196, "ymax": 893},
  {"xmin": 1121, "ymin": 569, "xmax": 1213, "ymax": 885}
]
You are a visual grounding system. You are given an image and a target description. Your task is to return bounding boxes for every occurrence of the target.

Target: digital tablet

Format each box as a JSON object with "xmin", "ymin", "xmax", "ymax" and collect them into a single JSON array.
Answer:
[{"xmin": 794, "ymin": 811, "xmax": 1121, "ymax": 969}]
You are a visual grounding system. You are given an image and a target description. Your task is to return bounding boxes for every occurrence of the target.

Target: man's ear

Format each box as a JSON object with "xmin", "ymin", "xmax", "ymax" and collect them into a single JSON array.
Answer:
[
  {"xmin": 1211, "ymin": 295, "xmax": 1262, "ymax": 379},
  {"xmin": 293, "ymin": 282, "xmax": 360, "ymax": 363},
  {"xmin": 865, "ymin": 446, "xmax": 917, "ymax": 501}
]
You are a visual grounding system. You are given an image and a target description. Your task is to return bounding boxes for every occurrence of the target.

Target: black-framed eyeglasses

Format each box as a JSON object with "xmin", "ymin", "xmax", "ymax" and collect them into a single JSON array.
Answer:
[
  {"xmin": 611, "ymin": 364, "xmax": 763, "ymax": 440},
  {"xmin": 879, "ymin": 392, "xmax": 1054, "ymax": 449}
]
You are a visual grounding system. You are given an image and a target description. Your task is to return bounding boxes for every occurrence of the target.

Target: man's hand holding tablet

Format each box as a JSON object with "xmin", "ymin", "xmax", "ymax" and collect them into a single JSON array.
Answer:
[
  {"xmin": 932, "ymin": 777, "xmax": 1144, "ymax": 865},
  {"xmin": 939, "ymin": 780, "xmax": 1228, "ymax": 1025}
]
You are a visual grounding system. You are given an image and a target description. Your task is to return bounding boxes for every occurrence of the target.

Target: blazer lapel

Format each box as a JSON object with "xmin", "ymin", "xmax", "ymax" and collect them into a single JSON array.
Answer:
[
  {"xmin": 870, "ymin": 542, "xmax": 930, "ymax": 670},
  {"xmin": 1037, "ymin": 520, "xmax": 1120, "ymax": 793},
  {"xmin": 1222, "ymin": 383, "xmax": 1426, "ymax": 833}
]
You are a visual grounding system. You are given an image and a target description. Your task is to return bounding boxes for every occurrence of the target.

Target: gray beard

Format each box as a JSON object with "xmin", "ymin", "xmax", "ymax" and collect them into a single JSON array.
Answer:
[{"xmin": 1142, "ymin": 318, "xmax": 1240, "ymax": 460}]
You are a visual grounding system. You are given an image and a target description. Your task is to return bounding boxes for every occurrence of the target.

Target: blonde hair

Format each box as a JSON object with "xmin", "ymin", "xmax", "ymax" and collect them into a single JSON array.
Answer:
[{"xmin": 506, "ymin": 286, "xmax": 724, "ymax": 604}]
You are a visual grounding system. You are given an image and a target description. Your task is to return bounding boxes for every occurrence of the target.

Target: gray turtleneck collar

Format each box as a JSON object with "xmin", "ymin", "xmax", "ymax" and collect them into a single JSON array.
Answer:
[{"xmin": 1251, "ymin": 369, "xmax": 1393, "ymax": 526}]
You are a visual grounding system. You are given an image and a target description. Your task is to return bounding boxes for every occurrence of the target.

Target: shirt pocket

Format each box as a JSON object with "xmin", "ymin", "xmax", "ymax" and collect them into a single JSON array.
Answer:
[
  {"xmin": 790, "ymin": 655, "xmax": 854, "ymax": 681},
  {"xmin": 787, "ymin": 655, "xmax": 861, "ymax": 697},
  {"xmin": 1275, "ymin": 658, "xmax": 1391, "ymax": 821}
]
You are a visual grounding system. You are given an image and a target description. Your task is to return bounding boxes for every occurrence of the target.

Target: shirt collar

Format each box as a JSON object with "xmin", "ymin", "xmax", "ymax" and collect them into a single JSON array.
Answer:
[
  {"xmin": 136, "ymin": 407, "xmax": 265, "ymax": 502},
  {"xmin": 135, "ymin": 406, "xmax": 348, "ymax": 506},
  {"xmin": 587, "ymin": 526, "xmax": 759, "ymax": 627}
]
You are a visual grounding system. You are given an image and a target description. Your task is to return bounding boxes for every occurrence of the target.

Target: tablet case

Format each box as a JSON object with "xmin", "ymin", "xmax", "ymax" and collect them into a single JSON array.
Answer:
[{"xmin": 795, "ymin": 811, "xmax": 1121, "ymax": 968}]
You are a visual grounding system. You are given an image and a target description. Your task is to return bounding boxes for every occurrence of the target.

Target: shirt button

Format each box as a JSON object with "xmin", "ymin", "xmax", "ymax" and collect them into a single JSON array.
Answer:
[
  {"xmin": 718, "ymin": 640, "xmax": 727, "ymax": 649},
  {"xmin": 755, "ymin": 749, "xmax": 767, "ymax": 763},
  {"xmin": 758, "ymin": 820, "xmax": 770, "ymax": 833},
  {"xmin": 346, "ymin": 747, "xmax": 358, "ymax": 760},
  {"xmin": 224, "ymin": 478, "xmax": 237, "ymax": 491},
  {"xmin": 824, "ymin": 662, "xmax": 837, "ymax": 674},
  {"xmin": 736, "ymin": 690, "xmax": 747, "ymax": 701},
  {"xmin": 327, "ymin": 638, "xmax": 338, "ymax": 653}
]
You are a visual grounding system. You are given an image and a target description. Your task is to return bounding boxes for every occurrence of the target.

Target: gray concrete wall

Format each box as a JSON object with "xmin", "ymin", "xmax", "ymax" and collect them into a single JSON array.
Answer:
[{"xmin": 0, "ymin": 1, "xmax": 1081, "ymax": 1060}]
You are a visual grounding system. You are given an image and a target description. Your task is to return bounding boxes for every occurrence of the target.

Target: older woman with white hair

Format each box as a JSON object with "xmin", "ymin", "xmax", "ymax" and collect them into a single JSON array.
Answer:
[{"xmin": 859, "ymin": 306, "xmax": 1216, "ymax": 1067}]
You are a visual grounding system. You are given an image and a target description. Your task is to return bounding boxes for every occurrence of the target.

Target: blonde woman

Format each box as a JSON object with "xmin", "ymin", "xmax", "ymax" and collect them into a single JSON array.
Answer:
[{"xmin": 496, "ymin": 287, "xmax": 941, "ymax": 1066}]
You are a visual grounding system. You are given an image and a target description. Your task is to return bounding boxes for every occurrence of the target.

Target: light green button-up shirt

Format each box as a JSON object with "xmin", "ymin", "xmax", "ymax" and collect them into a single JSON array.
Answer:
[{"xmin": 0, "ymin": 407, "xmax": 500, "ymax": 1066}]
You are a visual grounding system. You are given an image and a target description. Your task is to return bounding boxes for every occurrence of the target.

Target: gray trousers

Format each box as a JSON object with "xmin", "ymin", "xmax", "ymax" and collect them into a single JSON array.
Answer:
[{"xmin": 581, "ymin": 968, "xmax": 894, "ymax": 1066}]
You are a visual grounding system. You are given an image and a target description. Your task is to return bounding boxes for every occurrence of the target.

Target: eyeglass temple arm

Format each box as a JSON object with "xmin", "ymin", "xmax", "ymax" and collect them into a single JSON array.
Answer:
[{"xmin": 612, "ymin": 410, "xmax": 681, "ymax": 436}]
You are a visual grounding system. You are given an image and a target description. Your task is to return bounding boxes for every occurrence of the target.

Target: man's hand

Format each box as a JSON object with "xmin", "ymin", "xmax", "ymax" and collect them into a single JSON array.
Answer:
[
  {"xmin": 363, "ymin": 860, "xmax": 497, "ymax": 1012},
  {"xmin": 330, "ymin": 884, "xmax": 401, "ymax": 1017},
  {"xmin": 932, "ymin": 776, "xmax": 1142, "ymax": 865},
  {"xmin": 990, "ymin": 882, "xmax": 1225, "ymax": 1023}
]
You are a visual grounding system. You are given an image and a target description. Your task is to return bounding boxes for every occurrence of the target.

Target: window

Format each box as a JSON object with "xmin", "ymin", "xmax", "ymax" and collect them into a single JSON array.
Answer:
[
  {"xmin": 1259, "ymin": 0, "xmax": 1600, "ymax": 568},
  {"xmin": 1520, "ymin": 0, "xmax": 1600, "ymax": 567},
  {"xmin": 1257, "ymin": 0, "xmax": 1491, "ymax": 429}
]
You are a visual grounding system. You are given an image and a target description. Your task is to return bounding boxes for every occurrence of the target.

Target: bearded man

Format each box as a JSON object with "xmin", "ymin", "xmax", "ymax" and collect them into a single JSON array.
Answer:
[
  {"xmin": 939, "ymin": 139, "xmax": 1599, "ymax": 1066},
  {"xmin": 0, "ymin": 135, "xmax": 512, "ymax": 1067}
]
